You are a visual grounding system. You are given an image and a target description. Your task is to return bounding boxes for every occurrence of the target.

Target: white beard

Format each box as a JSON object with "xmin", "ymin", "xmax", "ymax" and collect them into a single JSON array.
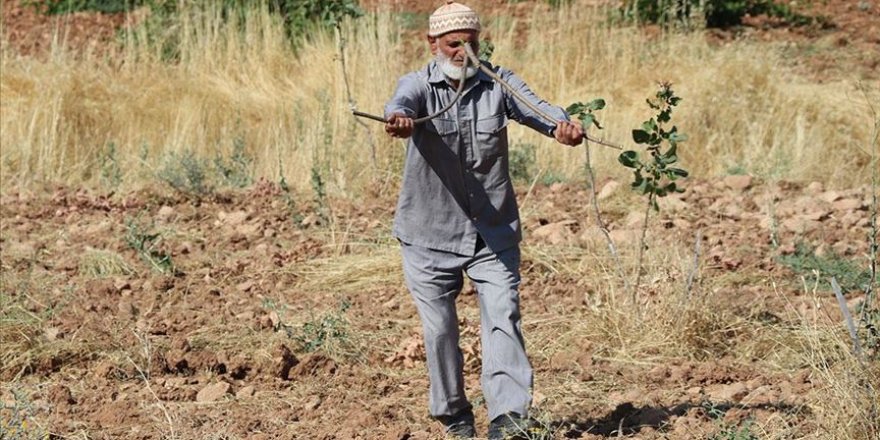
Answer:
[{"xmin": 436, "ymin": 52, "xmax": 478, "ymax": 81}]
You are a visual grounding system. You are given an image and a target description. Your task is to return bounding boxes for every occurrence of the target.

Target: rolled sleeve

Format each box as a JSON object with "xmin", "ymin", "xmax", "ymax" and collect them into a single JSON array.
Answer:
[{"xmin": 499, "ymin": 68, "xmax": 569, "ymax": 137}]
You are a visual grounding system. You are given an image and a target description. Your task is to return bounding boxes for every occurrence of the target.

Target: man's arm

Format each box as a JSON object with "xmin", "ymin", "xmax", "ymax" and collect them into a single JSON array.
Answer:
[
  {"xmin": 384, "ymin": 72, "xmax": 424, "ymax": 139},
  {"xmin": 499, "ymin": 68, "xmax": 583, "ymax": 146}
]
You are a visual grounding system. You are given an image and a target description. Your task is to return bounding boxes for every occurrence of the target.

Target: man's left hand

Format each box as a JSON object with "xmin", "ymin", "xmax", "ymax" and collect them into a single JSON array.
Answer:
[{"xmin": 554, "ymin": 121, "xmax": 584, "ymax": 146}]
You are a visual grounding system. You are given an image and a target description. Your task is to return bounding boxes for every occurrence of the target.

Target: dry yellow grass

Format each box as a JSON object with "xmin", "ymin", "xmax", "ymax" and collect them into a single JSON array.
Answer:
[{"xmin": 1, "ymin": 2, "xmax": 877, "ymax": 195}]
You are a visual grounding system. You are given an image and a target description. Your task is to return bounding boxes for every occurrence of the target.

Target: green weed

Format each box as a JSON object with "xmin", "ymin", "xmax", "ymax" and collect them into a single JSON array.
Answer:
[
  {"xmin": 0, "ymin": 388, "xmax": 50, "ymax": 440},
  {"xmin": 539, "ymin": 171, "xmax": 567, "ymax": 186},
  {"xmin": 262, "ymin": 299, "xmax": 352, "ymax": 354},
  {"xmin": 294, "ymin": 300, "xmax": 351, "ymax": 353},
  {"xmin": 279, "ymin": 170, "xmax": 304, "ymax": 227},
  {"xmin": 618, "ymin": 0, "xmax": 825, "ymax": 29},
  {"xmin": 157, "ymin": 150, "xmax": 212, "ymax": 198},
  {"xmin": 124, "ymin": 216, "xmax": 174, "ymax": 274},
  {"xmin": 214, "ymin": 138, "xmax": 254, "ymax": 188},
  {"xmin": 778, "ymin": 242, "xmax": 871, "ymax": 293},
  {"xmin": 26, "ymin": 0, "xmax": 148, "ymax": 14},
  {"xmin": 703, "ymin": 403, "xmax": 759, "ymax": 440},
  {"xmin": 509, "ymin": 143, "xmax": 537, "ymax": 184},
  {"xmin": 310, "ymin": 165, "xmax": 330, "ymax": 222},
  {"xmin": 99, "ymin": 141, "xmax": 123, "ymax": 189}
]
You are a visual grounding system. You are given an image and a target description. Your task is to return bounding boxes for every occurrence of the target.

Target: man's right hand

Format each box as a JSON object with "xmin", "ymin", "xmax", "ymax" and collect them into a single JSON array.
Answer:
[{"xmin": 385, "ymin": 113, "xmax": 414, "ymax": 139}]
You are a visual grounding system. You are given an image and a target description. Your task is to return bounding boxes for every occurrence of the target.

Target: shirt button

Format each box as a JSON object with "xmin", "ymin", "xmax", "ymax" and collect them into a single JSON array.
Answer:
[{"xmin": 468, "ymin": 193, "xmax": 474, "ymax": 198}]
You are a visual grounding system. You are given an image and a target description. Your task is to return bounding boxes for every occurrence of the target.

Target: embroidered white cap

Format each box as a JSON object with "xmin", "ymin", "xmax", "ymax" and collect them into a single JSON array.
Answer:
[{"xmin": 428, "ymin": 1, "xmax": 481, "ymax": 37}]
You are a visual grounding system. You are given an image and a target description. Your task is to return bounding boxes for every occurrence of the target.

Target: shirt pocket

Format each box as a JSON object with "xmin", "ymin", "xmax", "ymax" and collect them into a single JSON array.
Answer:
[
  {"xmin": 475, "ymin": 113, "xmax": 509, "ymax": 159},
  {"xmin": 424, "ymin": 118, "xmax": 458, "ymax": 147}
]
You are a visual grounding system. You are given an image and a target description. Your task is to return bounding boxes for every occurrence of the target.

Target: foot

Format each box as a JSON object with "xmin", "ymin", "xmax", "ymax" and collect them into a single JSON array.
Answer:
[
  {"xmin": 487, "ymin": 412, "xmax": 532, "ymax": 440},
  {"xmin": 437, "ymin": 408, "xmax": 476, "ymax": 439}
]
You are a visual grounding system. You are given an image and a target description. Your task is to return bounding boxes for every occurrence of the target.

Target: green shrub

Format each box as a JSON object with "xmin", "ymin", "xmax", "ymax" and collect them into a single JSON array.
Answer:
[
  {"xmin": 778, "ymin": 242, "xmax": 872, "ymax": 293},
  {"xmin": 294, "ymin": 300, "xmax": 351, "ymax": 353},
  {"xmin": 158, "ymin": 150, "xmax": 212, "ymax": 198},
  {"xmin": 27, "ymin": 0, "xmax": 149, "ymax": 14},
  {"xmin": 509, "ymin": 143, "xmax": 537, "ymax": 184},
  {"xmin": 619, "ymin": 0, "xmax": 822, "ymax": 28},
  {"xmin": 124, "ymin": 216, "xmax": 174, "ymax": 274},
  {"xmin": 214, "ymin": 138, "xmax": 254, "ymax": 188}
]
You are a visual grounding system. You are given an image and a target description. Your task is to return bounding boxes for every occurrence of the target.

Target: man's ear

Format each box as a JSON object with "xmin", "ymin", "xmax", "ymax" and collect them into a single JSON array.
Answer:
[{"xmin": 427, "ymin": 35, "xmax": 438, "ymax": 55}]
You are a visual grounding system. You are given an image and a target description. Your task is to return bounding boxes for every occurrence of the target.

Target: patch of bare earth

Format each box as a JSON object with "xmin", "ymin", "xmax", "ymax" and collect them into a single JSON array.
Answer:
[{"xmin": 1, "ymin": 176, "xmax": 876, "ymax": 438}]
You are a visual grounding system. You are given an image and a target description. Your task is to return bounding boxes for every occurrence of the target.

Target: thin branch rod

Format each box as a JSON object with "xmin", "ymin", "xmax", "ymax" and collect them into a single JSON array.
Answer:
[
  {"xmin": 462, "ymin": 45, "xmax": 620, "ymax": 150},
  {"xmin": 351, "ymin": 57, "xmax": 469, "ymax": 124}
]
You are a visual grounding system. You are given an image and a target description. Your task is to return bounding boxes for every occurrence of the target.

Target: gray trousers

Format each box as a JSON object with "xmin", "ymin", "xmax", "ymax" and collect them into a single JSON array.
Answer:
[{"xmin": 400, "ymin": 239, "xmax": 532, "ymax": 421}]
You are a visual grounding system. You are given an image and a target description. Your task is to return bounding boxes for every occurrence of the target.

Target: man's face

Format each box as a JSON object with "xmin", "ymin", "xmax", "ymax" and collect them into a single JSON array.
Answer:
[{"xmin": 429, "ymin": 30, "xmax": 480, "ymax": 67}]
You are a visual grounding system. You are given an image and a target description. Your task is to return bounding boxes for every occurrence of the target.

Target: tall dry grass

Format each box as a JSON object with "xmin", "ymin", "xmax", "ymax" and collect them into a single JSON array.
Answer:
[{"xmin": 0, "ymin": 2, "xmax": 876, "ymax": 195}]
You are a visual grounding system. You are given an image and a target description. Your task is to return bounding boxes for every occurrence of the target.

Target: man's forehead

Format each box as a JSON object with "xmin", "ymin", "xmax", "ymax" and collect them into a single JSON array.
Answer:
[{"xmin": 437, "ymin": 30, "xmax": 479, "ymax": 42}]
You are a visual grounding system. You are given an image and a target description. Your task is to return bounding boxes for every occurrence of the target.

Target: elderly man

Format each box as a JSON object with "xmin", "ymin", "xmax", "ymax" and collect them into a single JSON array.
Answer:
[{"xmin": 384, "ymin": 2, "xmax": 583, "ymax": 438}]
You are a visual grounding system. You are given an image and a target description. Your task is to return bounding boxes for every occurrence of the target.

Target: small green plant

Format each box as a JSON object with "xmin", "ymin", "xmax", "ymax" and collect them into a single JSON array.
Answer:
[
  {"xmin": 214, "ymin": 137, "xmax": 254, "ymax": 188},
  {"xmin": 778, "ymin": 242, "xmax": 871, "ymax": 293},
  {"xmin": 478, "ymin": 40, "xmax": 494, "ymax": 61},
  {"xmin": 566, "ymin": 98, "xmax": 606, "ymax": 132},
  {"xmin": 700, "ymin": 402, "xmax": 760, "ymax": 440},
  {"xmin": 278, "ymin": 166, "xmax": 304, "ymax": 227},
  {"xmin": 0, "ymin": 389, "xmax": 50, "ymax": 440},
  {"xmin": 26, "ymin": 0, "xmax": 149, "ymax": 14},
  {"xmin": 619, "ymin": 83, "xmax": 688, "ymax": 210},
  {"xmin": 269, "ymin": 0, "xmax": 364, "ymax": 41},
  {"xmin": 100, "ymin": 141, "xmax": 123, "ymax": 189},
  {"xmin": 539, "ymin": 171, "xmax": 567, "ymax": 186},
  {"xmin": 509, "ymin": 143, "xmax": 537, "ymax": 184},
  {"xmin": 569, "ymin": 86, "xmax": 688, "ymax": 301},
  {"xmin": 124, "ymin": 216, "xmax": 174, "ymax": 274},
  {"xmin": 310, "ymin": 165, "xmax": 331, "ymax": 222},
  {"xmin": 619, "ymin": 0, "xmax": 823, "ymax": 28},
  {"xmin": 710, "ymin": 418, "xmax": 759, "ymax": 440},
  {"xmin": 157, "ymin": 149, "xmax": 212, "ymax": 198},
  {"xmin": 862, "ymin": 306, "xmax": 880, "ymax": 359},
  {"xmin": 294, "ymin": 300, "xmax": 351, "ymax": 353}
]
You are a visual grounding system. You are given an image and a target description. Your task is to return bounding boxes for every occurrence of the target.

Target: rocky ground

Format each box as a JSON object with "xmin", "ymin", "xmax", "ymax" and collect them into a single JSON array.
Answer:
[{"xmin": 1, "ymin": 175, "xmax": 877, "ymax": 439}]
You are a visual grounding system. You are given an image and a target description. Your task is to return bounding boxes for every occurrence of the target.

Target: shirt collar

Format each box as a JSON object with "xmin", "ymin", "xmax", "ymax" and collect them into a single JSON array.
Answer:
[{"xmin": 427, "ymin": 59, "xmax": 493, "ymax": 86}]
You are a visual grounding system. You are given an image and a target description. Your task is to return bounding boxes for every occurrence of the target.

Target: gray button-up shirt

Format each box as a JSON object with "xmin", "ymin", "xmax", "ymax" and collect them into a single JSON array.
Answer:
[{"xmin": 385, "ymin": 59, "xmax": 569, "ymax": 255}]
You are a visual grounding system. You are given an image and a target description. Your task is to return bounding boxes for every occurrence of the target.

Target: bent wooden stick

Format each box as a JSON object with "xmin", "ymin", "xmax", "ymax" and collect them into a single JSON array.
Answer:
[
  {"xmin": 351, "ymin": 57, "xmax": 469, "ymax": 125},
  {"xmin": 462, "ymin": 45, "xmax": 620, "ymax": 150}
]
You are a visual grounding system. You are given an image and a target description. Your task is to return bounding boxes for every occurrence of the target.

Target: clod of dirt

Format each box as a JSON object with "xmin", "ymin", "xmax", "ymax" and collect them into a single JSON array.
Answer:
[
  {"xmin": 291, "ymin": 354, "xmax": 337, "ymax": 378},
  {"xmin": 196, "ymin": 382, "xmax": 231, "ymax": 402},
  {"xmin": 47, "ymin": 383, "xmax": 76, "ymax": 406},
  {"xmin": 723, "ymin": 174, "xmax": 753, "ymax": 191},
  {"xmin": 235, "ymin": 385, "xmax": 255, "ymax": 399},
  {"xmin": 832, "ymin": 198, "xmax": 862, "ymax": 211},
  {"xmin": 157, "ymin": 205, "xmax": 175, "ymax": 220},
  {"xmin": 597, "ymin": 180, "xmax": 620, "ymax": 200},
  {"xmin": 531, "ymin": 220, "xmax": 576, "ymax": 245},
  {"xmin": 706, "ymin": 382, "xmax": 749, "ymax": 403},
  {"xmin": 273, "ymin": 344, "xmax": 298, "ymax": 379},
  {"xmin": 219, "ymin": 210, "xmax": 249, "ymax": 226}
]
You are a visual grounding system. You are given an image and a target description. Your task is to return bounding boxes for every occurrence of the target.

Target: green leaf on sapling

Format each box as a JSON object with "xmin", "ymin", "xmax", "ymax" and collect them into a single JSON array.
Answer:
[
  {"xmin": 668, "ymin": 132, "xmax": 688, "ymax": 143},
  {"xmin": 586, "ymin": 99, "xmax": 606, "ymax": 111},
  {"xmin": 566, "ymin": 102, "xmax": 586, "ymax": 115},
  {"xmin": 632, "ymin": 129, "xmax": 650, "ymax": 144},
  {"xmin": 619, "ymin": 150, "xmax": 639, "ymax": 168},
  {"xmin": 668, "ymin": 168, "xmax": 688, "ymax": 178}
]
